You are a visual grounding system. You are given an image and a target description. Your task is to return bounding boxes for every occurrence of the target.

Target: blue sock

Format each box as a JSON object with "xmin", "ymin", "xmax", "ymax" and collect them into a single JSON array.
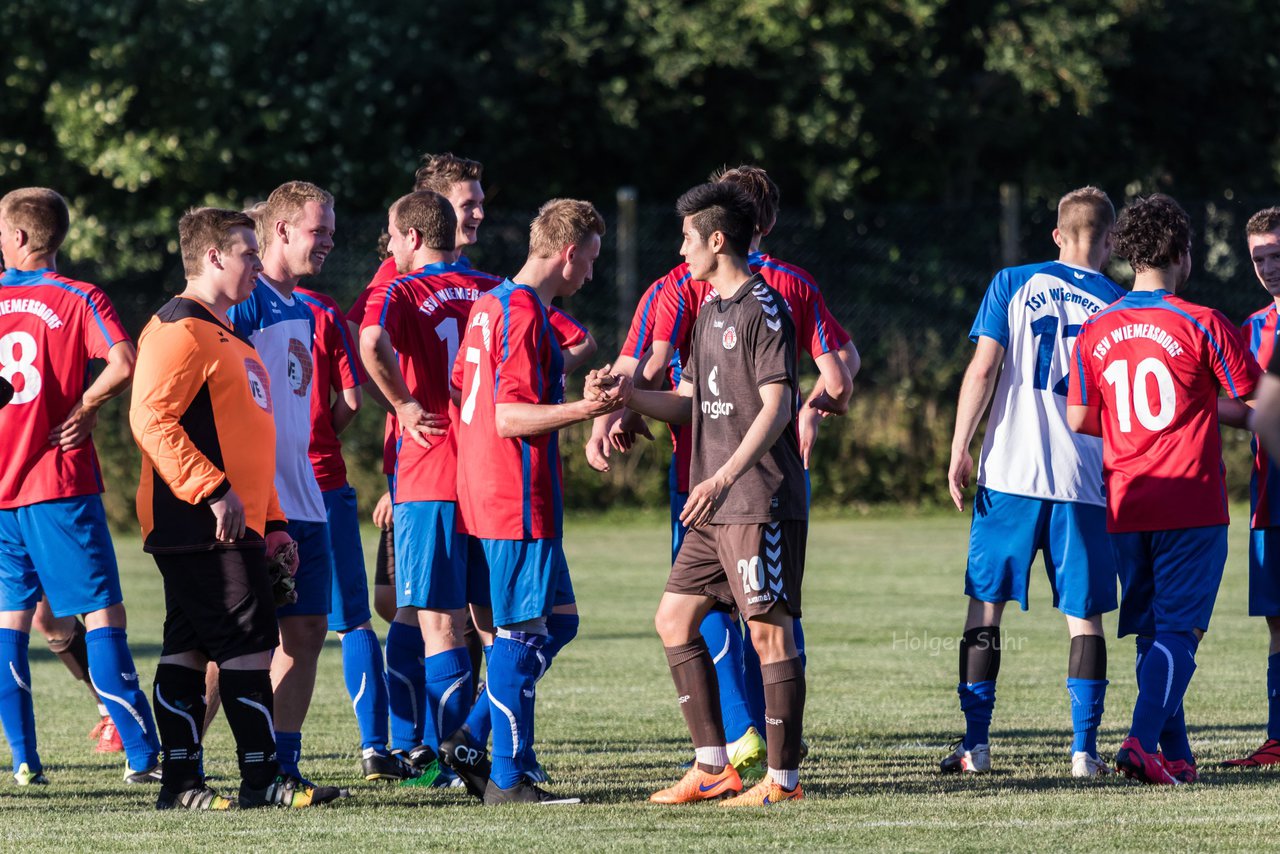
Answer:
[
  {"xmin": 424, "ymin": 647, "xmax": 472, "ymax": 750},
  {"xmin": 342, "ymin": 628, "xmax": 389, "ymax": 752},
  {"xmin": 86, "ymin": 627, "xmax": 159, "ymax": 772},
  {"xmin": 0, "ymin": 629, "xmax": 38, "ymax": 774},
  {"xmin": 958, "ymin": 680, "xmax": 996, "ymax": 749},
  {"xmin": 1159, "ymin": 703, "xmax": 1193, "ymax": 763},
  {"xmin": 1267, "ymin": 653, "xmax": 1280, "ymax": 741},
  {"xmin": 275, "ymin": 730, "xmax": 302, "ymax": 778},
  {"xmin": 463, "ymin": 645, "xmax": 492, "ymax": 750},
  {"xmin": 1066, "ymin": 677, "xmax": 1107, "ymax": 755},
  {"xmin": 793, "ymin": 618, "xmax": 807, "ymax": 669},
  {"xmin": 487, "ymin": 633, "xmax": 544, "ymax": 789},
  {"xmin": 742, "ymin": 623, "xmax": 767, "ymax": 732},
  {"xmin": 699, "ymin": 610, "xmax": 753, "ymax": 742},
  {"xmin": 1130, "ymin": 631, "xmax": 1198, "ymax": 752},
  {"xmin": 385, "ymin": 621, "xmax": 425, "ymax": 752}
]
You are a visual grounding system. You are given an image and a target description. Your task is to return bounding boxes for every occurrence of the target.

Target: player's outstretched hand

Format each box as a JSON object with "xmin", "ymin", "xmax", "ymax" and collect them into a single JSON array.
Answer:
[
  {"xmin": 797, "ymin": 405, "xmax": 823, "ymax": 469},
  {"xmin": 266, "ymin": 531, "xmax": 300, "ymax": 577},
  {"xmin": 948, "ymin": 450, "xmax": 973, "ymax": 512},
  {"xmin": 681, "ymin": 472, "xmax": 732, "ymax": 528},
  {"xmin": 397, "ymin": 399, "xmax": 449, "ymax": 448},
  {"xmin": 585, "ymin": 411, "xmax": 620, "ymax": 471},
  {"xmin": 609, "ymin": 408, "xmax": 653, "ymax": 452},
  {"xmin": 372, "ymin": 491, "xmax": 394, "ymax": 530},
  {"xmin": 210, "ymin": 488, "xmax": 247, "ymax": 542},
  {"xmin": 807, "ymin": 389, "xmax": 849, "ymax": 417},
  {"xmin": 48, "ymin": 400, "xmax": 98, "ymax": 450}
]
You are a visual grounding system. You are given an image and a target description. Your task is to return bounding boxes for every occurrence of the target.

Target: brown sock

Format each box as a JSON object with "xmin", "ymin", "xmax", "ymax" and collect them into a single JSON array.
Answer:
[
  {"xmin": 47, "ymin": 618, "xmax": 95, "ymax": 695},
  {"xmin": 664, "ymin": 639, "xmax": 725, "ymax": 766},
  {"xmin": 761, "ymin": 657, "xmax": 806, "ymax": 772}
]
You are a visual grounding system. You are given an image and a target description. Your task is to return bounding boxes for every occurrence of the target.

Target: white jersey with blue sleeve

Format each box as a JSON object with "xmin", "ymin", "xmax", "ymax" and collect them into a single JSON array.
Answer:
[
  {"xmin": 227, "ymin": 276, "xmax": 326, "ymax": 523},
  {"xmin": 970, "ymin": 261, "xmax": 1124, "ymax": 506}
]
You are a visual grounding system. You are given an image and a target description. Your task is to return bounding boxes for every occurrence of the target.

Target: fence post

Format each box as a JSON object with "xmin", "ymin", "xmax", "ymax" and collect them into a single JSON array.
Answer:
[
  {"xmin": 616, "ymin": 186, "xmax": 638, "ymax": 339},
  {"xmin": 999, "ymin": 182, "xmax": 1021, "ymax": 268}
]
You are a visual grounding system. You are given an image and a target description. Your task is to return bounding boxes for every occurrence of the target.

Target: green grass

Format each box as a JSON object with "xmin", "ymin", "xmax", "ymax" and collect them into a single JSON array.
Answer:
[{"xmin": 4, "ymin": 509, "xmax": 1280, "ymax": 851}]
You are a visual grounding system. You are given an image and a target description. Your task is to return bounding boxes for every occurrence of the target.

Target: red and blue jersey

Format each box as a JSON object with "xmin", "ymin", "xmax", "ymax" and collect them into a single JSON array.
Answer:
[
  {"xmin": 352, "ymin": 259, "xmax": 401, "ymax": 477},
  {"xmin": 1241, "ymin": 303, "xmax": 1280, "ymax": 528},
  {"xmin": 453, "ymin": 281, "xmax": 565, "ymax": 540},
  {"xmin": 361, "ymin": 260, "xmax": 500, "ymax": 504},
  {"xmin": 0, "ymin": 268, "xmax": 130, "ymax": 509},
  {"xmin": 1069, "ymin": 289, "xmax": 1260, "ymax": 533},
  {"xmin": 295, "ymin": 288, "xmax": 364, "ymax": 492}
]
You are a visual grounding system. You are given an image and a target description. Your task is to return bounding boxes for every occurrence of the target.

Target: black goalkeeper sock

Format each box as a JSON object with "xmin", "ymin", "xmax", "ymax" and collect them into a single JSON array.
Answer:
[
  {"xmin": 219, "ymin": 668, "xmax": 279, "ymax": 789},
  {"xmin": 153, "ymin": 663, "xmax": 207, "ymax": 792}
]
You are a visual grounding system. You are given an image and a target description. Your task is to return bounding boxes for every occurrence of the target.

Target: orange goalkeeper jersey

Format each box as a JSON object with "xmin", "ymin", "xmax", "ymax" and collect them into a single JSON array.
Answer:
[{"xmin": 131, "ymin": 296, "xmax": 286, "ymax": 552}]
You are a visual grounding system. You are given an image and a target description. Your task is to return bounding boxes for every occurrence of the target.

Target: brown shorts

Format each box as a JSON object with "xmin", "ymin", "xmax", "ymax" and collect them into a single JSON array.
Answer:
[
  {"xmin": 667, "ymin": 520, "xmax": 807, "ymax": 618},
  {"xmin": 154, "ymin": 548, "xmax": 279, "ymax": 664},
  {"xmin": 374, "ymin": 526, "xmax": 395, "ymax": 588}
]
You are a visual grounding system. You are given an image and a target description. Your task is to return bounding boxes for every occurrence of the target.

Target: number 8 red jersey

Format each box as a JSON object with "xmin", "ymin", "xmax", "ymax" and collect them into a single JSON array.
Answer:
[
  {"xmin": 0, "ymin": 268, "xmax": 130, "ymax": 509},
  {"xmin": 1069, "ymin": 289, "xmax": 1260, "ymax": 532}
]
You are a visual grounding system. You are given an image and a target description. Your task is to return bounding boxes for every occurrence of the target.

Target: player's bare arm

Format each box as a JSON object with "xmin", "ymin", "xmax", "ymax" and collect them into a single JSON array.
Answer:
[
  {"xmin": 1217, "ymin": 394, "xmax": 1257, "ymax": 430},
  {"xmin": 49, "ymin": 340, "xmax": 136, "ymax": 450},
  {"xmin": 359, "ymin": 323, "xmax": 447, "ymax": 447},
  {"xmin": 1254, "ymin": 373, "xmax": 1280, "ymax": 460},
  {"xmin": 806, "ymin": 341, "xmax": 859, "ymax": 415},
  {"xmin": 681, "ymin": 379, "xmax": 794, "ymax": 529},
  {"xmin": 561, "ymin": 330, "xmax": 598, "ymax": 374},
  {"xmin": 1066, "ymin": 403, "xmax": 1102, "ymax": 437},
  {"xmin": 625, "ymin": 375, "xmax": 694, "ymax": 426},
  {"xmin": 330, "ymin": 386, "xmax": 361, "ymax": 435},
  {"xmin": 948, "ymin": 336, "xmax": 1005, "ymax": 511},
  {"xmin": 585, "ymin": 353, "xmax": 643, "ymax": 471}
]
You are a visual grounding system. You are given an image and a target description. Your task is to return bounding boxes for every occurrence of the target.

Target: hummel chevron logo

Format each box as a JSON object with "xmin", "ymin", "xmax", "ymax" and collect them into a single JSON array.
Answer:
[
  {"xmin": 764, "ymin": 527, "xmax": 782, "ymax": 545},
  {"xmin": 761, "ymin": 302, "xmax": 778, "ymax": 316},
  {"xmin": 766, "ymin": 319, "xmax": 782, "ymax": 331},
  {"xmin": 770, "ymin": 580, "xmax": 784, "ymax": 593},
  {"xmin": 766, "ymin": 546, "xmax": 782, "ymax": 562}
]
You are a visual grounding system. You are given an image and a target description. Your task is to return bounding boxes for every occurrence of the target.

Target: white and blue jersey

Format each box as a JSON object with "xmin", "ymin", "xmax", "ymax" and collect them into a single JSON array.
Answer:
[
  {"xmin": 228, "ymin": 276, "xmax": 326, "ymax": 523},
  {"xmin": 970, "ymin": 261, "xmax": 1124, "ymax": 507}
]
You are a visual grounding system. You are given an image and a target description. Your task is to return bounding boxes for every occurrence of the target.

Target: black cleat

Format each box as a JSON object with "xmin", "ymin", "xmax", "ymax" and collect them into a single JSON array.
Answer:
[
  {"xmin": 482, "ymin": 777, "xmax": 581, "ymax": 806},
  {"xmin": 439, "ymin": 730, "xmax": 491, "ymax": 801},
  {"xmin": 156, "ymin": 785, "xmax": 233, "ymax": 810},
  {"xmin": 124, "ymin": 764, "xmax": 163, "ymax": 784},
  {"xmin": 362, "ymin": 750, "xmax": 418, "ymax": 782},
  {"xmin": 239, "ymin": 774, "xmax": 347, "ymax": 808}
]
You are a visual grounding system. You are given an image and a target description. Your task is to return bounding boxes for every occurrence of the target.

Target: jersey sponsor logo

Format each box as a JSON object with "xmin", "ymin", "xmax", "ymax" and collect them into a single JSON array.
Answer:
[
  {"xmin": 1090, "ymin": 323, "xmax": 1185, "ymax": 360},
  {"xmin": 245, "ymin": 359, "xmax": 272, "ymax": 413},
  {"xmin": 286, "ymin": 338, "xmax": 314, "ymax": 396},
  {"xmin": 708, "ymin": 365, "xmax": 720, "ymax": 396},
  {"xmin": 722, "ymin": 326, "xmax": 737, "ymax": 350},
  {"xmin": 0, "ymin": 298, "xmax": 64, "ymax": 329},
  {"xmin": 701, "ymin": 399, "xmax": 734, "ymax": 419}
]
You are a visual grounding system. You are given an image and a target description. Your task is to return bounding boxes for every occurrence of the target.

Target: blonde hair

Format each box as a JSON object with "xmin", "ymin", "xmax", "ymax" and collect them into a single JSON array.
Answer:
[
  {"xmin": 528, "ymin": 199, "xmax": 605, "ymax": 258},
  {"xmin": 1057, "ymin": 186, "xmax": 1115, "ymax": 242},
  {"xmin": 260, "ymin": 180, "xmax": 333, "ymax": 246},
  {"xmin": 0, "ymin": 188, "xmax": 70, "ymax": 255}
]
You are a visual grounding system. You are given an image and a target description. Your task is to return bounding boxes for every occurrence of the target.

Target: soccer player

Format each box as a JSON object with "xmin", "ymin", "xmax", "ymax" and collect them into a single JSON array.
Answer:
[
  {"xmin": 131, "ymin": 205, "xmax": 341, "ymax": 809},
  {"xmin": 31, "ymin": 598, "xmax": 123, "ymax": 752},
  {"xmin": 452, "ymin": 198, "xmax": 619, "ymax": 805},
  {"xmin": 589, "ymin": 165, "xmax": 854, "ymax": 775},
  {"xmin": 1222, "ymin": 206, "xmax": 1280, "ymax": 769},
  {"xmin": 226, "ymin": 180, "xmax": 337, "ymax": 784},
  {"xmin": 0, "ymin": 187, "xmax": 161, "ymax": 786},
  {"xmin": 617, "ymin": 181, "xmax": 809, "ymax": 806},
  {"xmin": 943, "ymin": 187, "xmax": 1123, "ymax": 778},
  {"xmin": 360, "ymin": 190, "xmax": 490, "ymax": 774},
  {"xmin": 1067, "ymin": 193, "xmax": 1259, "ymax": 784}
]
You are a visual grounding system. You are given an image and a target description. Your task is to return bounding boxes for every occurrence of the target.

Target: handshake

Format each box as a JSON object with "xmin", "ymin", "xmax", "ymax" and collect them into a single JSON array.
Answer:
[{"xmin": 582, "ymin": 364, "xmax": 633, "ymax": 414}]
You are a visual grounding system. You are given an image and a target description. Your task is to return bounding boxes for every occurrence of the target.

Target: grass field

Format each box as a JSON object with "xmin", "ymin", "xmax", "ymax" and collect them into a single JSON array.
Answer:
[{"xmin": 3, "ymin": 507, "xmax": 1280, "ymax": 851}]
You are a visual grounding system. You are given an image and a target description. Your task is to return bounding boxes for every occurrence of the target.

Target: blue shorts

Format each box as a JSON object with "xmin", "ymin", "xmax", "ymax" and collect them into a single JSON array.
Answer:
[
  {"xmin": 0, "ymin": 495, "xmax": 122, "ymax": 617},
  {"xmin": 1112, "ymin": 525, "xmax": 1228, "ymax": 637},
  {"xmin": 323, "ymin": 485, "xmax": 372, "ymax": 632},
  {"xmin": 465, "ymin": 535, "xmax": 492, "ymax": 609},
  {"xmin": 393, "ymin": 501, "xmax": 466, "ymax": 611},
  {"xmin": 278, "ymin": 519, "xmax": 334, "ymax": 617},
  {"xmin": 480, "ymin": 537, "xmax": 575, "ymax": 626},
  {"xmin": 1248, "ymin": 528, "xmax": 1280, "ymax": 617},
  {"xmin": 670, "ymin": 458, "xmax": 689, "ymax": 563},
  {"xmin": 965, "ymin": 487, "xmax": 1117, "ymax": 618}
]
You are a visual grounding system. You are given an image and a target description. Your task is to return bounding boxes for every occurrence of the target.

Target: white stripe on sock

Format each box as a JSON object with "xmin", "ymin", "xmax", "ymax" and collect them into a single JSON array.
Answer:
[
  {"xmin": 235, "ymin": 695, "xmax": 276, "ymax": 735},
  {"xmin": 1152, "ymin": 641, "xmax": 1176, "ymax": 708},
  {"xmin": 387, "ymin": 667, "xmax": 419, "ymax": 726},
  {"xmin": 90, "ymin": 676, "xmax": 148, "ymax": 730},
  {"xmin": 712, "ymin": 629, "xmax": 732, "ymax": 666},
  {"xmin": 9, "ymin": 663, "xmax": 30, "ymax": 694},
  {"xmin": 488, "ymin": 691, "xmax": 521, "ymax": 755},
  {"xmin": 154, "ymin": 685, "xmax": 200, "ymax": 744},
  {"xmin": 436, "ymin": 674, "xmax": 469, "ymax": 740},
  {"xmin": 352, "ymin": 673, "xmax": 367, "ymax": 714}
]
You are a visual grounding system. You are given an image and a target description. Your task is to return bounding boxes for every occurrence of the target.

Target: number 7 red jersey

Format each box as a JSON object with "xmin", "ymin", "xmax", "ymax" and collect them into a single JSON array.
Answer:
[{"xmin": 1069, "ymin": 289, "xmax": 1260, "ymax": 532}]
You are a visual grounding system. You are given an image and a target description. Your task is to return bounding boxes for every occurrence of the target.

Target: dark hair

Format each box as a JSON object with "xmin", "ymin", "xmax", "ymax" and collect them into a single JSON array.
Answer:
[
  {"xmin": 393, "ymin": 191, "xmax": 456, "ymax": 252},
  {"xmin": 675, "ymin": 182, "xmax": 755, "ymax": 257},
  {"xmin": 712, "ymin": 165, "xmax": 780, "ymax": 233},
  {"xmin": 413, "ymin": 152, "xmax": 483, "ymax": 194},
  {"xmin": 1112, "ymin": 194, "xmax": 1193, "ymax": 274},
  {"xmin": 1247, "ymin": 207, "xmax": 1280, "ymax": 238},
  {"xmin": 178, "ymin": 207, "xmax": 257, "ymax": 278}
]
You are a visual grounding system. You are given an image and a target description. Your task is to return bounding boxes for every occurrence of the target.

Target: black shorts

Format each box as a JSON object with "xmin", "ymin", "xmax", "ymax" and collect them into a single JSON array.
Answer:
[
  {"xmin": 667, "ymin": 520, "xmax": 807, "ymax": 619},
  {"xmin": 154, "ymin": 548, "xmax": 279, "ymax": 664},
  {"xmin": 374, "ymin": 526, "xmax": 395, "ymax": 588}
]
